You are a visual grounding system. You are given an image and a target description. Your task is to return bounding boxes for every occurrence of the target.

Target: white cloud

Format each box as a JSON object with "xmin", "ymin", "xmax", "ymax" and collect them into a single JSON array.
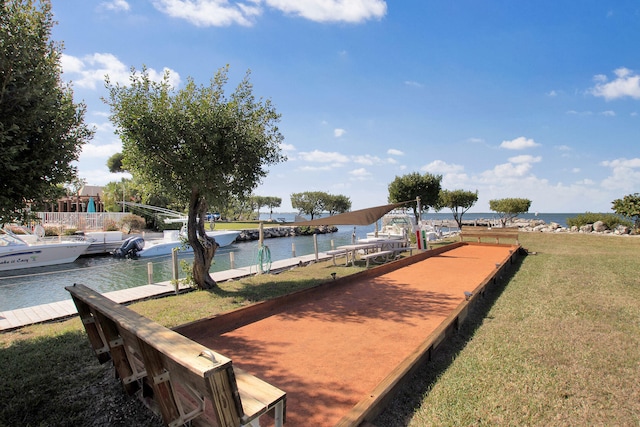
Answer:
[
  {"xmin": 482, "ymin": 162, "xmax": 532, "ymax": 179},
  {"xmin": 591, "ymin": 67, "xmax": 640, "ymax": 100},
  {"xmin": 79, "ymin": 141, "xmax": 123, "ymax": 159},
  {"xmin": 547, "ymin": 90, "xmax": 557, "ymax": 97},
  {"xmin": 404, "ymin": 80, "xmax": 423, "ymax": 88},
  {"xmin": 466, "ymin": 137, "xmax": 485, "ymax": 144},
  {"xmin": 61, "ymin": 53, "xmax": 180, "ymax": 90},
  {"xmin": 264, "ymin": 0, "xmax": 387, "ymax": 23},
  {"xmin": 152, "ymin": 0, "xmax": 387, "ymax": 26},
  {"xmin": 508, "ymin": 155, "xmax": 542, "ymax": 164},
  {"xmin": 600, "ymin": 158, "xmax": 640, "ymax": 191},
  {"xmin": 387, "ymin": 148, "xmax": 404, "ymax": 156},
  {"xmin": 298, "ymin": 149, "xmax": 349, "ymax": 163},
  {"xmin": 422, "ymin": 160, "xmax": 464, "ymax": 174},
  {"xmin": 500, "ymin": 136, "xmax": 540, "ymax": 150},
  {"xmin": 572, "ymin": 168, "xmax": 581, "ymax": 173},
  {"xmin": 600, "ymin": 110, "xmax": 616, "ymax": 116},
  {"xmin": 555, "ymin": 145, "xmax": 571, "ymax": 151},
  {"xmin": 152, "ymin": 0, "xmax": 261, "ymax": 27},
  {"xmin": 349, "ymin": 168, "xmax": 372, "ymax": 180},
  {"xmin": 352, "ymin": 155, "xmax": 381, "ymax": 165},
  {"xmin": 334, "ymin": 128, "xmax": 346, "ymax": 137},
  {"xmin": 100, "ymin": 0, "xmax": 130, "ymax": 12},
  {"xmin": 280, "ymin": 142, "xmax": 296, "ymax": 152}
]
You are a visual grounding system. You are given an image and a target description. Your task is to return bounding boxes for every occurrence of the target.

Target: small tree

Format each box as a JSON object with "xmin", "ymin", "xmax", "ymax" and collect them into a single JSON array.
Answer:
[
  {"xmin": 105, "ymin": 66, "xmax": 285, "ymax": 290},
  {"xmin": 489, "ymin": 198, "xmax": 531, "ymax": 227},
  {"xmin": 291, "ymin": 191, "xmax": 326, "ymax": 219},
  {"xmin": 1, "ymin": 0, "xmax": 93, "ymax": 223},
  {"xmin": 439, "ymin": 189, "xmax": 478, "ymax": 229},
  {"xmin": 107, "ymin": 152, "xmax": 126, "ymax": 173},
  {"xmin": 611, "ymin": 193, "xmax": 640, "ymax": 231},
  {"xmin": 388, "ymin": 172, "xmax": 442, "ymax": 223},
  {"xmin": 253, "ymin": 195, "xmax": 282, "ymax": 220},
  {"xmin": 325, "ymin": 194, "xmax": 351, "ymax": 216}
]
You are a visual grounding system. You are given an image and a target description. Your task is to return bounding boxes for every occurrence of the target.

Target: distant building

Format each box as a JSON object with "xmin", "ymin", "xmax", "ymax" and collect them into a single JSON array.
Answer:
[{"xmin": 52, "ymin": 185, "xmax": 105, "ymax": 213}]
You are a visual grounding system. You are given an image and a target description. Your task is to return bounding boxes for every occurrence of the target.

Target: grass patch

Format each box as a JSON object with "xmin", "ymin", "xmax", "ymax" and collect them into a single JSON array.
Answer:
[
  {"xmin": 1, "ymin": 233, "xmax": 639, "ymax": 426},
  {"xmin": 374, "ymin": 233, "xmax": 640, "ymax": 426}
]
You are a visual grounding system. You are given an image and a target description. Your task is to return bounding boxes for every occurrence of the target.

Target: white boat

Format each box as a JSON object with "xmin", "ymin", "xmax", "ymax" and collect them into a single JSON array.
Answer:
[
  {"xmin": 367, "ymin": 212, "xmax": 417, "ymax": 240},
  {"xmin": 0, "ymin": 228, "xmax": 91, "ymax": 271},
  {"xmin": 135, "ymin": 229, "xmax": 240, "ymax": 257}
]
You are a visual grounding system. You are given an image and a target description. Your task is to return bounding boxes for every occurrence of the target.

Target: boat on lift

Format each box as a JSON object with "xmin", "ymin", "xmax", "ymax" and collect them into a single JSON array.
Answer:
[
  {"xmin": 0, "ymin": 227, "xmax": 91, "ymax": 271},
  {"xmin": 132, "ymin": 229, "xmax": 240, "ymax": 258}
]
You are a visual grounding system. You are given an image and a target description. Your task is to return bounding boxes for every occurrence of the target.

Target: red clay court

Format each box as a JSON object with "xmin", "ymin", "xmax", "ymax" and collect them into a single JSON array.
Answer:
[{"xmin": 175, "ymin": 242, "xmax": 520, "ymax": 426}]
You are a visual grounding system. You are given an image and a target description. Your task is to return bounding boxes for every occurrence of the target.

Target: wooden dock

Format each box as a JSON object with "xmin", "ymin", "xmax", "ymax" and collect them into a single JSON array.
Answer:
[{"xmin": 0, "ymin": 253, "xmax": 329, "ymax": 332}]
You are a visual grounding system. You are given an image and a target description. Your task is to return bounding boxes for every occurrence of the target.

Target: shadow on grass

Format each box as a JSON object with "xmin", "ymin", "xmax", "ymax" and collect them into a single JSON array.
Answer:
[
  {"xmin": 0, "ymin": 330, "xmax": 162, "ymax": 427},
  {"xmin": 372, "ymin": 253, "xmax": 527, "ymax": 427}
]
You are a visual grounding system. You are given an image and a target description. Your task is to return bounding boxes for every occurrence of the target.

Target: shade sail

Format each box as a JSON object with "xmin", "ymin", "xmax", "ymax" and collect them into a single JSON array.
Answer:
[{"xmin": 290, "ymin": 201, "xmax": 413, "ymax": 226}]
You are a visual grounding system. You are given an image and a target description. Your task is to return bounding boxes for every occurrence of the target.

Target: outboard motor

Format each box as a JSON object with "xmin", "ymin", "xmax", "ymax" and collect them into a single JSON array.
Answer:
[{"xmin": 113, "ymin": 236, "xmax": 145, "ymax": 258}]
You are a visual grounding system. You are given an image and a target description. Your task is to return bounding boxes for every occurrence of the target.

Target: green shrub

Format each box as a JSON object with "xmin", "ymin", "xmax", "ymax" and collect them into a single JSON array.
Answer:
[
  {"xmin": 43, "ymin": 226, "xmax": 61, "ymax": 236},
  {"xmin": 566, "ymin": 212, "xmax": 632, "ymax": 230},
  {"xmin": 120, "ymin": 214, "xmax": 146, "ymax": 233},
  {"xmin": 103, "ymin": 219, "xmax": 119, "ymax": 231},
  {"xmin": 63, "ymin": 228, "xmax": 78, "ymax": 236}
]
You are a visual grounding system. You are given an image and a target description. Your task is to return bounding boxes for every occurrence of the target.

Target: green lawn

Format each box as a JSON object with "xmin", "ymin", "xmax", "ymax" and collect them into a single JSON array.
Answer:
[{"xmin": 1, "ymin": 232, "xmax": 638, "ymax": 426}]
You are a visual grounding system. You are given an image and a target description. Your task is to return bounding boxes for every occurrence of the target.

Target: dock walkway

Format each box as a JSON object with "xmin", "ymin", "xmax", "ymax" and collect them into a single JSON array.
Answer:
[{"xmin": 0, "ymin": 253, "xmax": 329, "ymax": 332}]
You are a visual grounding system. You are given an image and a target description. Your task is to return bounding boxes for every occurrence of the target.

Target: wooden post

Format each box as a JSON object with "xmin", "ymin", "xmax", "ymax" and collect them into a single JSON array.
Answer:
[
  {"xmin": 314, "ymin": 234, "xmax": 318, "ymax": 262},
  {"xmin": 94, "ymin": 311, "xmax": 139, "ymax": 394},
  {"xmin": 147, "ymin": 262, "xmax": 153, "ymax": 284},
  {"xmin": 172, "ymin": 248, "xmax": 179, "ymax": 294},
  {"xmin": 230, "ymin": 251, "xmax": 235, "ymax": 269},
  {"xmin": 291, "ymin": 242, "xmax": 296, "ymax": 257},
  {"xmin": 70, "ymin": 295, "xmax": 111, "ymax": 364}
]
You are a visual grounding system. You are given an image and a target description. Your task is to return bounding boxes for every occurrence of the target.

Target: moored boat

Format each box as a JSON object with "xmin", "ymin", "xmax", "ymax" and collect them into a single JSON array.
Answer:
[
  {"xmin": 0, "ymin": 228, "xmax": 91, "ymax": 271},
  {"xmin": 116, "ymin": 229, "xmax": 241, "ymax": 258}
]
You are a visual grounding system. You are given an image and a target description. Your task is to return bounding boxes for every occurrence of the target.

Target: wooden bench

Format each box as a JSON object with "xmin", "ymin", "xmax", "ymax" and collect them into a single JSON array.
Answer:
[
  {"xmin": 66, "ymin": 284, "xmax": 285, "ymax": 427},
  {"xmin": 459, "ymin": 226, "xmax": 519, "ymax": 244}
]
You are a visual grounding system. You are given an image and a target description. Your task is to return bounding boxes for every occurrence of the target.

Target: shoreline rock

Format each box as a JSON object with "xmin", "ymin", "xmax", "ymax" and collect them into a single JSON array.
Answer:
[{"xmin": 235, "ymin": 225, "xmax": 339, "ymax": 242}]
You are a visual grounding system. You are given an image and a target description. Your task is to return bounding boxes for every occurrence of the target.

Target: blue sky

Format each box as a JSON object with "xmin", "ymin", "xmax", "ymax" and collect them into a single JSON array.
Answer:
[{"xmin": 52, "ymin": 0, "xmax": 640, "ymax": 213}]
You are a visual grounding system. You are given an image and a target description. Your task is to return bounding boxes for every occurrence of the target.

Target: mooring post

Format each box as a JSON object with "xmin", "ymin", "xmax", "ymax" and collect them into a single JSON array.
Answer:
[
  {"xmin": 171, "ymin": 248, "xmax": 179, "ymax": 294},
  {"xmin": 314, "ymin": 234, "xmax": 318, "ymax": 262},
  {"xmin": 292, "ymin": 242, "xmax": 296, "ymax": 257},
  {"xmin": 147, "ymin": 262, "xmax": 153, "ymax": 285},
  {"xmin": 230, "ymin": 251, "xmax": 235, "ymax": 269}
]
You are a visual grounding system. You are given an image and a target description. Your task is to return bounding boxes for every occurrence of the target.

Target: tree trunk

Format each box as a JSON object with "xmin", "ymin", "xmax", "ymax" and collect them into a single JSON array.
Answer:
[{"xmin": 188, "ymin": 187, "xmax": 218, "ymax": 290}]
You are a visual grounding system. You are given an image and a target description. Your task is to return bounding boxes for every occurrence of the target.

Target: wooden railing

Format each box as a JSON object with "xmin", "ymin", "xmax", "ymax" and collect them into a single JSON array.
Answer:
[{"xmin": 459, "ymin": 226, "xmax": 519, "ymax": 244}]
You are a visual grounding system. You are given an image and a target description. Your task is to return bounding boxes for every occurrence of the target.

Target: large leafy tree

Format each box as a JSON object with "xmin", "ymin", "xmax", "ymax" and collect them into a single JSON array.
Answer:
[
  {"xmin": 612, "ymin": 193, "xmax": 640, "ymax": 231},
  {"xmin": 489, "ymin": 197, "xmax": 531, "ymax": 227},
  {"xmin": 0, "ymin": 0, "xmax": 93, "ymax": 223},
  {"xmin": 388, "ymin": 172, "xmax": 442, "ymax": 223},
  {"xmin": 438, "ymin": 189, "xmax": 478, "ymax": 228},
  {"xmin": 104, "ymin": 66, "xmax": 285, "ymax": 290}
]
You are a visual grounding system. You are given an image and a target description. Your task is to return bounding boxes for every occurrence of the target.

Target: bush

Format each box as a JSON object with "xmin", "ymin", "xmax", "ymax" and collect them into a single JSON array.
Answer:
[
  {"xmin": 103, "ymin": 219, "xmax": 119, "ymax": 232},
  {"xmin": 63, "ymin": 228, "xmax": 78, "ymax": 236},
  {"xmin": 44, "ymin": 226, "xmax": 61, "ymax": 236},
  {"xmin": 120, "ymin": 214, "xmax": 146, "ymax": 233},
  {"xmin": 566, "ymin": 212, "xmax": 633, "ymax": 230}
]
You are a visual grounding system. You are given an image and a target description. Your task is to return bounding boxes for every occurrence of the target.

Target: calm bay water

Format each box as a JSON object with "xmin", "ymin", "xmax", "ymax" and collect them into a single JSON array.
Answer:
[{"xmin": 0, "ymin": 212, "xmax": 578, "ymax": 311}]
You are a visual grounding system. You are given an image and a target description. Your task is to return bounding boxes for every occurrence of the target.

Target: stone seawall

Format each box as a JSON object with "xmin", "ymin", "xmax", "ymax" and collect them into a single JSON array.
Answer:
[{"xmin": 235, "ymin": 225, "xmax": 338, "ymax": 242}]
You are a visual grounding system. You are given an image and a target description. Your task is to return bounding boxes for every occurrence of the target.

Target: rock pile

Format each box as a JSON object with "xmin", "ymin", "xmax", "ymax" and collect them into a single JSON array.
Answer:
[
  {"xmin": 512, "ymin": 219, "xmax": 634, "ymax": 235},
  {"xmin": 235, "ymin": 225, "xmax": 339, "ymax": 242}
]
